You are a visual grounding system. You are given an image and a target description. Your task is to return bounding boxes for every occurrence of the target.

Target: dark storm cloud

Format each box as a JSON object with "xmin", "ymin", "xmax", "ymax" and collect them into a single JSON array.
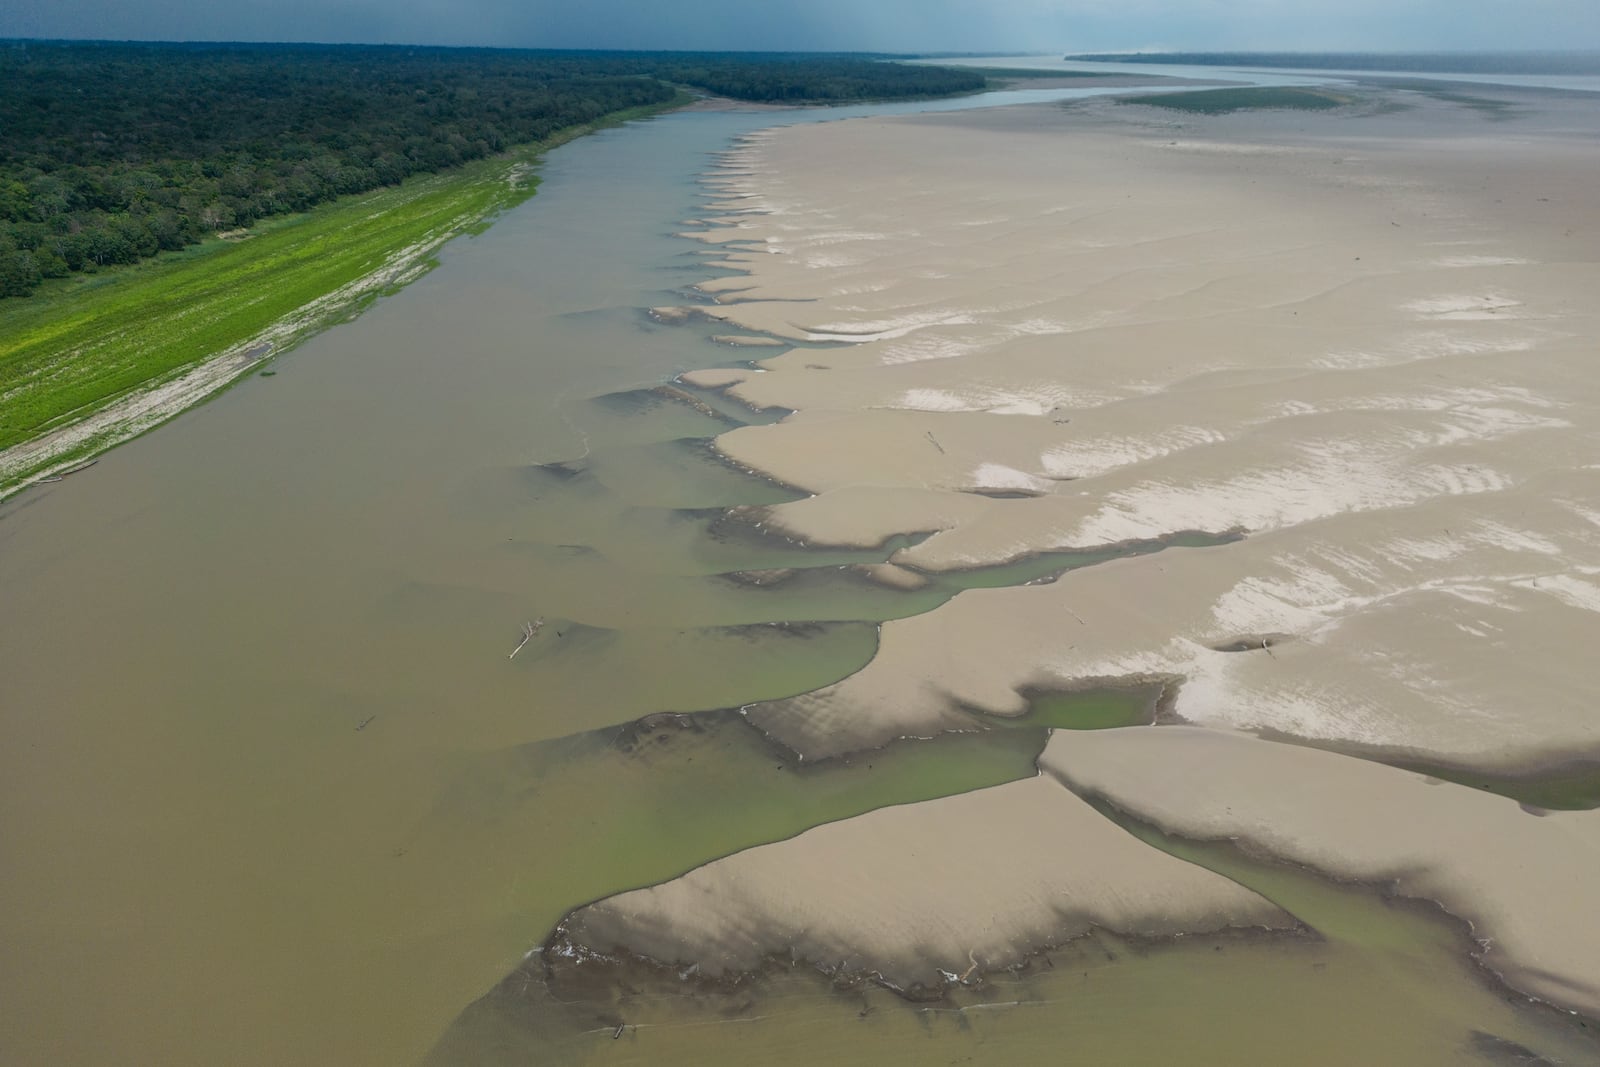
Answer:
[{"xmin": 4, "ymin": 0, "xmax": 1599, "ymax": 52}]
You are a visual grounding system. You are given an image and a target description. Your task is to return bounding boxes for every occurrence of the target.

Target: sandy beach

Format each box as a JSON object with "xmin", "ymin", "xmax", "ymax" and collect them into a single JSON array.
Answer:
[{"xmin": 560, "ymin": 84, "xmax": 1600, "ymax": 1017}]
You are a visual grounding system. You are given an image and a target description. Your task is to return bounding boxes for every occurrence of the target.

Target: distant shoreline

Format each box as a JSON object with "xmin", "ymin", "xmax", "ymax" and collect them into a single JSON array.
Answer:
[{"xmin": 1060, "ymin": 50, "xmax": 1600, "ymax": 76}]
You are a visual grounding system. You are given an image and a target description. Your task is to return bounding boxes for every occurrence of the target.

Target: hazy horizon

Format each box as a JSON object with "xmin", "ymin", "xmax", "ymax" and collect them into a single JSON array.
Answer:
[{"xmin": 4, "ymin": 0, "xmax": 1599, "ymax": 55}]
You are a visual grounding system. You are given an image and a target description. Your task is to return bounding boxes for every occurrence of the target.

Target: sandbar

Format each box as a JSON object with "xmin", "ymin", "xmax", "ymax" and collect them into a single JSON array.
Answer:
[
  {"xmin": 585, "ymin": 84, "xmax": 1600, "ymax": 1021},
  {"xmin": 554, "ymin": 772, "xmax": 1292, "ymax": 994},
  {"xmin": 682, "ymin": 89, "xmax": 1600, "ymax": 774},
  {"xmin": 1043, "ymin": 727, "xmax": 1600, "ymax": 1016}
]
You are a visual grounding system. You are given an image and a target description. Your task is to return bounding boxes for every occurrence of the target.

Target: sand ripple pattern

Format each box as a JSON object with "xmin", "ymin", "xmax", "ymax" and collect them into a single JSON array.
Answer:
[
  {"xmin": 576, "ymin": 95, "xmax": 1600, "ymax": 1016},
  {"xmin": 677, "ymin": 103, "xmax": 1600, "ymax": 774}
]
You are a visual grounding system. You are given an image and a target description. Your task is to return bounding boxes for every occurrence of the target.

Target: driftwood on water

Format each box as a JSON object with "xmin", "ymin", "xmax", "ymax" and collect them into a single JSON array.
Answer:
[{"xmin": 509, "ymin": 617, "xmax": 545, "ymax": 659}]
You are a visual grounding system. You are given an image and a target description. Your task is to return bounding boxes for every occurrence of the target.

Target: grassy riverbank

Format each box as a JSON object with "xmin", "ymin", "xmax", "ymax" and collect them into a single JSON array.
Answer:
[{"xmin": 0, "ymin": 92, "xmax": 690, "ymax": 497}]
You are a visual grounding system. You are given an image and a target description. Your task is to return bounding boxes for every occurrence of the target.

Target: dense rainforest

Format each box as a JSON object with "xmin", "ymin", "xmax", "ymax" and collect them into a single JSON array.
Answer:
[{"xmin": 0, "ymin": 42, "xmax": 985, "ymax": 297}]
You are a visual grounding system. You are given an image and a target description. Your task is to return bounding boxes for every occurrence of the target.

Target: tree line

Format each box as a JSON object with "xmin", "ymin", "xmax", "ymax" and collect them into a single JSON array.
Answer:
[{"xmin": 0, "ymin": 43, "xmax": 986, "ymax": 298}]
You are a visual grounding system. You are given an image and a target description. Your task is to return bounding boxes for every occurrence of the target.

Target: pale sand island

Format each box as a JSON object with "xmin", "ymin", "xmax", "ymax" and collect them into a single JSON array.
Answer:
[
  {"xmin": 552, "ymin": 84, "xmax": 1600, "ymax": 1021},
  {"xmin": 557, "ymin": 772, "xmax": 1294, "ymax": 996}
]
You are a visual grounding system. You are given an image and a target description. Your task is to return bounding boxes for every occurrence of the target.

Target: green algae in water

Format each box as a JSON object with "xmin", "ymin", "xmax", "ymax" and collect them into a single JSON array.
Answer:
[
  {"xmin": 936, "ymin": 685, "xmax": 1160, "ymax": 735},
  {"xmin": 414, "ymin": 711, "xmax": 1049, "ymax": 965},
  {"xmin": 1009, "ymin": 685, "xmax": 1159, "ymax": 731}
]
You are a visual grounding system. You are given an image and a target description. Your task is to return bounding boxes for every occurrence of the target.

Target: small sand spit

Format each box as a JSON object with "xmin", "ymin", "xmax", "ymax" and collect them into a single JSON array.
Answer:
[
  {"xmin": 1043, "ymin": 727, "xmax": 1600, "ymax": 1017},
  {"xmin": 555, "ymin": 772, "xmax": 1293, "ymax": 994},
  {"xmin": 711, "ymin": 334, "xmax": 788, "ymax": 348}
]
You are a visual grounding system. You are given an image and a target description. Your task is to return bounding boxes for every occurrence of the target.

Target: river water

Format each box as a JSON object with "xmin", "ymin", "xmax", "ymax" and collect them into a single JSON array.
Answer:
[{"xmin": 1, "ymin": 87, "xmax": 1594, "ymax": 1066}]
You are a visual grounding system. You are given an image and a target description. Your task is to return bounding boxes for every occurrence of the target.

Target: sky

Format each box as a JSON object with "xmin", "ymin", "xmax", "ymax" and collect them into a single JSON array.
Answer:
[{"xmin": 3, "ymin": 0, "xmax": 1599, "ymax": 54}]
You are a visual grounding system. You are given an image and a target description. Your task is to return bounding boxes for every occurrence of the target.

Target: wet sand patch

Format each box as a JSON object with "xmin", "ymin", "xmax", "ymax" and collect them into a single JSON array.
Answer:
[{"xmin": 1044, "ymin": 727, "xmax": 1600, "ymax": 1017}]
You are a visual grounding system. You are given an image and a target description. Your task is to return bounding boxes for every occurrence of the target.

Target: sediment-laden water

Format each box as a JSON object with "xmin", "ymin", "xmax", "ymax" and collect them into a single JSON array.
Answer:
[{"xmin": 2, "ymin": 84, "xmax": 1595, "ymax": 1067}]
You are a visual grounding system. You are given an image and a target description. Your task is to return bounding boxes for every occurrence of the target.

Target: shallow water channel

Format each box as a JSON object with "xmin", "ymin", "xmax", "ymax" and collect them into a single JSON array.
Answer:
[{"xmin": 1, "ymin": 89, "xmax": 1595, "ymax": 1066}]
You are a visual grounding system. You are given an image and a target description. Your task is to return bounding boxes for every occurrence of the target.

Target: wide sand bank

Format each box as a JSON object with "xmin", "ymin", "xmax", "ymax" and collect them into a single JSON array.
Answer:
[
  {"xmin": 582, "ymin": 87, "xmax": 1600, "ymax": 1016},
  {"xmin": 683, "ymin": 91, "xmax": 1600, "ymax": 771},
  {"xmin": 557, "ymin": 772, "xmax": 1293, "ymax": 994}
]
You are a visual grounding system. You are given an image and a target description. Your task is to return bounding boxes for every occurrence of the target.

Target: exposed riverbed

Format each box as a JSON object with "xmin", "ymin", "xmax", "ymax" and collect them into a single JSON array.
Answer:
[{"xmin": 2, "ymin": 79, "xmax": 1596, "ymax": 1067}]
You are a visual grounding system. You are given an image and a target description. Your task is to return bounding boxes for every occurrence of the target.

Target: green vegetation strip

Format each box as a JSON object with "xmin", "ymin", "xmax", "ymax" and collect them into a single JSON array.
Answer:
[
  {"xmin": 1125, "ymin": 87, "xmax": 1349, "ymax": 113},
  {"xmin": 0, "ymin": 95, "xmax": 686, "ymax": 495}
]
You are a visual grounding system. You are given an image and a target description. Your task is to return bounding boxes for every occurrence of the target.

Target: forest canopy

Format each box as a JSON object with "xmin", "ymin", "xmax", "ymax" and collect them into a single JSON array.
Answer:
[{"xmin": 0, "ymin": 43, "xmax": 985, "ymax": 297}]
